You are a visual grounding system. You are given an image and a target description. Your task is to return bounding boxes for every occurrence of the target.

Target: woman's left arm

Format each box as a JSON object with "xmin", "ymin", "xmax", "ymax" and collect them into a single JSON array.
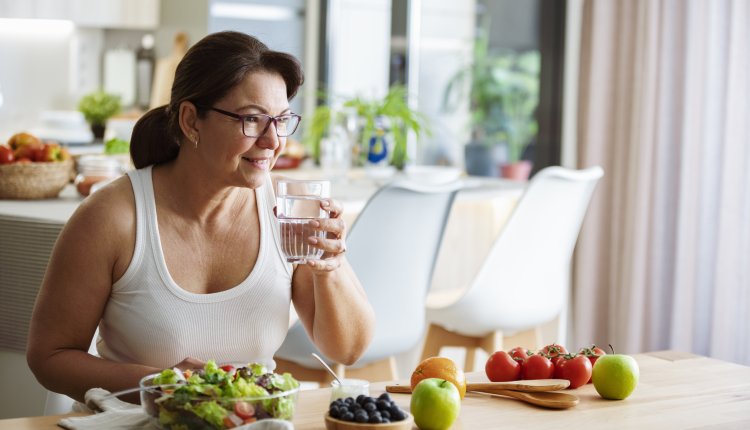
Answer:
[{"xmin": 290, "ymin": 198, "xmax": 375, "ymax": 365}]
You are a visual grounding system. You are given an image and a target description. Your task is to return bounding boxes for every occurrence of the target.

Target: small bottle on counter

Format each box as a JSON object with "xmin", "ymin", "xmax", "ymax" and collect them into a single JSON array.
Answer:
[
  {"xmin": 136, "ymin": 34, "xmax": 156, "ymax": 111},
  {"xmin": 74, "ymin": 155, "xmax": 123, "ymax": 197}
]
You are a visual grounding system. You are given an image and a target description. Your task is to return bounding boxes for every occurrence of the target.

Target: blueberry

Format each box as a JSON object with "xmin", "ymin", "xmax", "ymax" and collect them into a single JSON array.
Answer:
[
  {"xmin": 368, "ymin": 415, "xmax": 383, "ymax": 424},
  {"xmin": 345, "ymin": 397, "xmax": 355, "ymax": 405},
  {"xmin": 355, "ymin": 413, "xmax": 368, "ymax": 423},
  {"xmin": 356, "ymin": 394, "xmax": 367, "ymax": 404},
  {"xmin": 364, "ymin": 402, "xmax": 377, "ymax": 412},
  {"xmin": 381, "ymin": 410, "xmax": 391, "ymax": 420},
  {"xmin": 390, "ymin": 407, "xmax": 406, "ymax": 421},
  {"xmin": 341, "ymin": 412, "xmax": 354, "ymax": 422},
  {"xmin": 378, "ymin": 392, "xmax": 391, "ymax": 402},
  {"xmin": 376, "ymin": 399, "xmax": 390, "ymax": 411},
  {"xmin": 329, "ymin": 406, "xmax": 341, "ymax": 418},
  {"xmin": 381, "ymin": 418, "xmax": 391, "ymax": 423},
  {"xmin": 363, "ymin": 396, "xmax": 376, "ymax": 404}
]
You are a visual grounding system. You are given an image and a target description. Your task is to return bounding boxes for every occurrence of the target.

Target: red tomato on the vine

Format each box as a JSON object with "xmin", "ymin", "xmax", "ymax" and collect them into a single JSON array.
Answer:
[
  {"xmin": 539, "ymin": 343, "xmax": 568, "ymax": 358},
  {"xmin": 485, "ymin": 351, "xmax": 521, "ymax": 382},
  {"xmin": 578, "ymin": 344, "xmax": 606, "ymax": 383},
  {"xmin": 554, "ymin": 354, "xmax": 592, "ymax": 389},
  {"xmin": 551, "ymin": 355, "xmax": 566, "ymax": 368},
  {"xmin": 508, "ymin": 346, "xmax": 531, "ymax": 361},
  {"xmin": 521, "ymin": 354, "xmax": 554, "ymax": 380}
]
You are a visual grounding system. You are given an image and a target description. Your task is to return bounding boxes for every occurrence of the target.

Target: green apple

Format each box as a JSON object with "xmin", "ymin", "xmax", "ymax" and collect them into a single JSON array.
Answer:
[
  {"xmin": 410, "ymin": 378, "xmax": 461, "ymax": 430},
  {"xmin": 592, "ymin": 353, "xmax": 640, "ymax": 400}
]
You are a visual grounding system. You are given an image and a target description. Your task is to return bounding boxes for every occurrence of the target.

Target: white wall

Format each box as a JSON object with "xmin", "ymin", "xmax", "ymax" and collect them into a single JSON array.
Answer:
[
  {"xmin": 326, "ymin": 0, "xmax": 392, "ymax": 101},
  {"xmin": 0, "ymin": 19, "xmax": 83, "ymax": 137},
  {"xmin": 155, "ymin": 0, "xmax": 207, "ymax": 59}
]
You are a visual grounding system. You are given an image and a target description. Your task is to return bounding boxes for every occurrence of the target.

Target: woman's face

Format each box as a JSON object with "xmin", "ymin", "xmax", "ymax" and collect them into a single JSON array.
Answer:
[{"xmin": 197, "ymin": 70, "xmax": 291, "ymax": 189}]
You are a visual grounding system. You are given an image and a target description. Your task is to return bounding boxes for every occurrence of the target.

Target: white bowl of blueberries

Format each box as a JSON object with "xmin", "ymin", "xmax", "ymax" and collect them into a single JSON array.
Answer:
[{"xmin": 325, "ymin": 393, "xmax": 412, "ymax": 429}]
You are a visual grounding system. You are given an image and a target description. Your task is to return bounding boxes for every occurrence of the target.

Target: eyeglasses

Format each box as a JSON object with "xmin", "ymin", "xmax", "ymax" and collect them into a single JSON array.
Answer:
[{"xmin": 197, "ymin": 105, "xmax": 302, "ymax": 138}]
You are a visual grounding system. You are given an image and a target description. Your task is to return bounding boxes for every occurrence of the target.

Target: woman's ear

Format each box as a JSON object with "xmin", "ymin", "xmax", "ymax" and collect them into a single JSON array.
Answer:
[{"xmin": 177, "ymin": 101, "xmax": 200, "ymax": 145}]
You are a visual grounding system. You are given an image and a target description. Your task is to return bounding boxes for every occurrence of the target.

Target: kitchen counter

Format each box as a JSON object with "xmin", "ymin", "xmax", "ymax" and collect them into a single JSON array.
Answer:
[{"xmin": 0, "ymin": 184, "xmax": 82, "ymax": 224}]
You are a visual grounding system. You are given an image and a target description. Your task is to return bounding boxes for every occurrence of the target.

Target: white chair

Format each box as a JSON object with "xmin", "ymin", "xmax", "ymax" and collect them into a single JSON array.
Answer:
[
  {"xmin": 421, "ymin": 166, "xmax": 603, "ymax": 370},
  {"xmin": 43, "ymin": 329, "xmax": 99, "ymax": 415},
  {"xmin": 274, "ymin": 179, "xmax": 461, "ymax": 383}
]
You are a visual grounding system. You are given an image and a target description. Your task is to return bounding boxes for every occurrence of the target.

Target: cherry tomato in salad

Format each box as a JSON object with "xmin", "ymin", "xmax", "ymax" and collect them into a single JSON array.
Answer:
[
  {"xmin": 485, "ymin": 351, "xmax": 522, "ymax": 382},
  {"xmin": 220, "ymin": 364, "xmax": 235, "ymax": 373},
  {"xmin": 508, "ymin": 346, "xmax": 531, "ymax": 361},
  {"xmin": 234, "ymin": 401, "xmax": 255, "ymax": 419},
  {"xmin": 553, "ymin": 354, "xmax": 592, "ymax": 389},
  {"xmin": 521, "ymin": 354, "xmax": 554, "ymax": 380}
]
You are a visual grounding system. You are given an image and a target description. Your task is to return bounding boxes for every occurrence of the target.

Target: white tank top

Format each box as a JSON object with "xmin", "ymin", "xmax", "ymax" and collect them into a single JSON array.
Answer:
[{"xmin": 96, "ymin": 166, "xmax": 292, "ymax": 370}]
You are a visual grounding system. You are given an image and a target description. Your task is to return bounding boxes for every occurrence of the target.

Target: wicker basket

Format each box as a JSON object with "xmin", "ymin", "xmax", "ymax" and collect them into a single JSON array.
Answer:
[{"xmin": 0, "ymin": 160, "xmax": 74, "ymax": 200}]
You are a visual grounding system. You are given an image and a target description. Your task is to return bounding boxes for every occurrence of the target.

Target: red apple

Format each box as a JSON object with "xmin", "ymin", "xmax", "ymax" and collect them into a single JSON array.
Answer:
[
  {"xmin": 40, "ymin": 142, "xmax": 62, "ymax": 161},
  {"xmin": 8, "ymin": 132, "xmax": 40, "ymax": 151},
  {"xmin": 0, "ymin": 145, "xmax": 14, "ymax": 164},
  {"xmin": 14, "ymin": 142, "xmax": 43, "ymax": 161}
]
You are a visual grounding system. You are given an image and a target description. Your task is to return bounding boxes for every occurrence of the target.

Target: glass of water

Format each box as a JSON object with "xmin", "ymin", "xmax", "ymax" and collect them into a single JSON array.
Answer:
[{"xmin": 276, "ymin": 179, "xmax": 331, "ymax": 262}]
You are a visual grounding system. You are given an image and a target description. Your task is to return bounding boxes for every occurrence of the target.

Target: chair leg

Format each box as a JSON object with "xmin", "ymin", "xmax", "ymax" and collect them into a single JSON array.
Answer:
[
  {"xmin": 344, "ymin": 357, "xmax": 398, "ymax": 382},
  {"xmin": 479, "ymin": 330, "xmax": 503, "ymax": 355},
  {"xmin": 420, "ymin": 323, "xmax": 479, "ymax": 363},
  {"xmin": 273, "ymin": 357, "xmax": 333, "ymax": 384},
  {"xmin": 465, "ymin": 347, "xmax": 477, "ymax": 372},
  {"xmin": 503, "ymin": 327, "xmax": 543, "ymax": 351}
]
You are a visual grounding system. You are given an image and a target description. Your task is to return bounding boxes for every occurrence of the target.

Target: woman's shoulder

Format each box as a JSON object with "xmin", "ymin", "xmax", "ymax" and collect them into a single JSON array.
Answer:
[{"xmin": 67, "ymin": 175, "xmax": 136, "ymax": 241}]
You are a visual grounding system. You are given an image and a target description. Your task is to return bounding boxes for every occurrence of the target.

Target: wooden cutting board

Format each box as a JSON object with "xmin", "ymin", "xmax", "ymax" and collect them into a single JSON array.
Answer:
[{"xmin": 149, "ymin": 32, "xmax": 188, "ymax": 109}]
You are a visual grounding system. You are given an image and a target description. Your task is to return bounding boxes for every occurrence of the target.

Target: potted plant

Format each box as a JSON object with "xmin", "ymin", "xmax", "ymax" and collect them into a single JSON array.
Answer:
[
  {"xmin": 77, "ymin": 90, "xmax": 122, "ymax": 140},
  {"xmin": 304, "ymin": 86, "xmax": 428, "ymax": 170},
  {"xmin": 443, "ymin": 16, "xmax": 540, "ymax": 178}
]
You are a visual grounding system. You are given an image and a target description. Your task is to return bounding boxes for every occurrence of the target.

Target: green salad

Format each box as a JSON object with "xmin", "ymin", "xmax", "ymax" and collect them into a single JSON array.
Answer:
[{"xmin": 142, "ymin": 361, "xmax": 300, "ymax": 430}]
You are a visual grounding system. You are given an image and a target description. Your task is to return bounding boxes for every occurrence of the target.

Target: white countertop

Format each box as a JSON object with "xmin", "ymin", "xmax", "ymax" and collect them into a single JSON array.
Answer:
[
  {"xmin": 0, "ymin": 167, "xmax": 525, "ymax": 225},
  {"xmin": 0, "ymin": 185, "xmax": 82, "ymax": 224}
]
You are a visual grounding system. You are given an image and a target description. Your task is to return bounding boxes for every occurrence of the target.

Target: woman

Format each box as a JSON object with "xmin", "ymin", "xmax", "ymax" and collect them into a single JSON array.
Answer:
[{"xmin": 26, "ymin": 31, "xmax": 375, "ymax": 403}]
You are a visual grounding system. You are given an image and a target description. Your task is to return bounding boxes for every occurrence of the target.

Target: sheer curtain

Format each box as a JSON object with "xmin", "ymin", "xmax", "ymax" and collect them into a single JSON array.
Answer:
[{"xmin": 573, "ymin": 0, "xmax": 749, "ymax": 365}]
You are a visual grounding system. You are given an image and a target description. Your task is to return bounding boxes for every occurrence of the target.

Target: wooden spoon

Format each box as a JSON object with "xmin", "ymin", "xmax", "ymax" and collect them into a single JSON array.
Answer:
[
  {"xmin": 469, "ymin": 389, "xmax": 579, "ymax": 409},
  {"xmin": 386, "ymin": 378, "xmax": 570, "ymax": 394}
]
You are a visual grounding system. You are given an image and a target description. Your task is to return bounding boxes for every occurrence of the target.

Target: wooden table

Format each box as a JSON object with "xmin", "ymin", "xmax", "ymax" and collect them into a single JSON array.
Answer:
[{"xmin": 2, "ymin": 351, "xmax": 749, "ymax": 429}]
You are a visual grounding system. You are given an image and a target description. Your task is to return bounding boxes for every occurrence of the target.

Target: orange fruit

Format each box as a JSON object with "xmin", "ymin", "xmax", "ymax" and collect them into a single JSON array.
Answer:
[{"xmin": 410, "ymin": 356, "xmax": 467, "ymax": 399}]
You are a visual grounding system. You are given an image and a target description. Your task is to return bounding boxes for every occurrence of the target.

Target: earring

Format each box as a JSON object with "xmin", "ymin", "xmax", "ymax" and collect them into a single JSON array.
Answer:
[{"xmin": 192, "ymin": 135, "xmax": 199, "ymax": 149}]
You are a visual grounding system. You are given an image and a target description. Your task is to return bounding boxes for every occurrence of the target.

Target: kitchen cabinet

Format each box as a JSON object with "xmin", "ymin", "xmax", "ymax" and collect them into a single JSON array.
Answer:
[{"xmin": 0, "ymin": 0, "xmax": 160, "ymax": 29}]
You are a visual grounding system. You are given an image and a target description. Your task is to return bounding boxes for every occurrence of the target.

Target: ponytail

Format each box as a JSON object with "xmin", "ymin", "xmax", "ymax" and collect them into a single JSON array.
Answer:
[{"xmin": 130, "ymin": 105, "xmax": 180, "ymax": 168}]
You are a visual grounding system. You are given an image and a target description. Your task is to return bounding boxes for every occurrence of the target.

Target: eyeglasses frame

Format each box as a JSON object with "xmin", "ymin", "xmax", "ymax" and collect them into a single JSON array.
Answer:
[{"xmin": 194, "ymin": 104, "xmax": 302, "ymax": 138}]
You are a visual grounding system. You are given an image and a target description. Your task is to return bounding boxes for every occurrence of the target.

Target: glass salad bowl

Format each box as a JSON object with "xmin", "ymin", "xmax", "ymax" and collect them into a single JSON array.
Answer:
[{"xmin": 140, "ymin": 361, "xmax": 300, "ymax": 429}]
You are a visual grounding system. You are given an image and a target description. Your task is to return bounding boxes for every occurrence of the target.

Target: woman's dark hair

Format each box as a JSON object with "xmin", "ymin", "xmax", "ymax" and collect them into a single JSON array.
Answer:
[{"xmin": 130, "ymin": 31, "xmax": 304, "ymax": 168}]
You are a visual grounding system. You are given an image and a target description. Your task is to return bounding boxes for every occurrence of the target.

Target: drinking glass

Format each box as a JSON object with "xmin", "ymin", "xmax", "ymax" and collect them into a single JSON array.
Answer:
[{"xmin": 276, "ymin": 179, "xmax": 331, "ymax": 262}]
